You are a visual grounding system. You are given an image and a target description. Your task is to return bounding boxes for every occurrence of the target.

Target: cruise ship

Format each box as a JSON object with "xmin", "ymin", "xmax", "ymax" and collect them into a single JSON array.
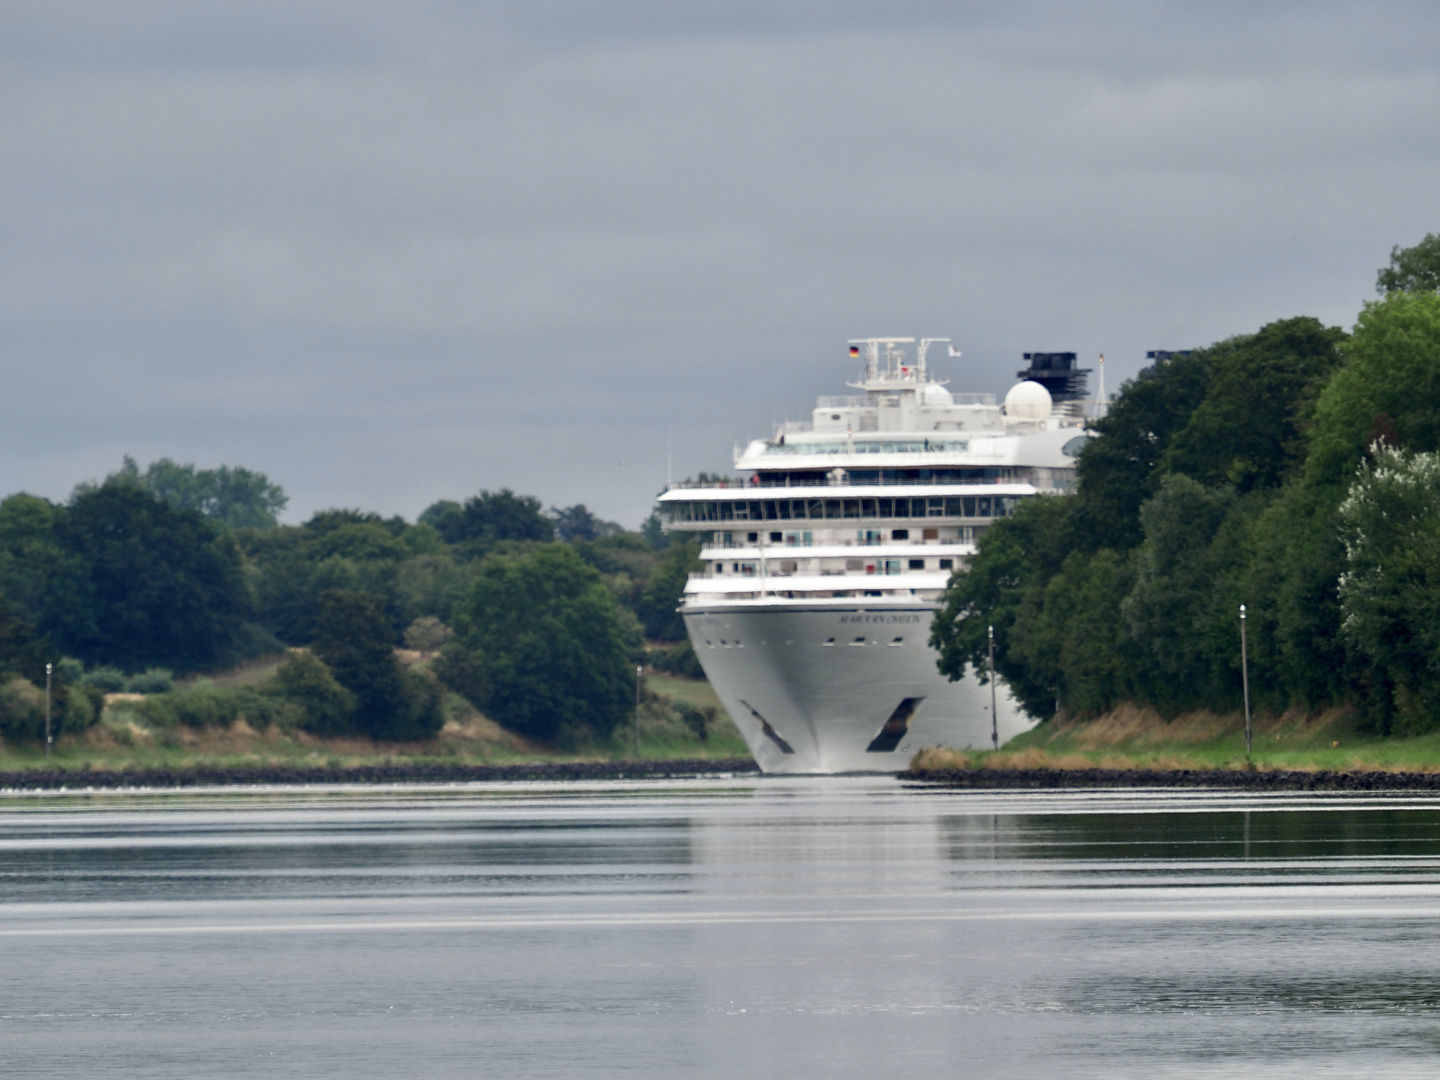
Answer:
[{"xmin": 656, "ymin": 337, "xmax": 1094, "ymax": 773}]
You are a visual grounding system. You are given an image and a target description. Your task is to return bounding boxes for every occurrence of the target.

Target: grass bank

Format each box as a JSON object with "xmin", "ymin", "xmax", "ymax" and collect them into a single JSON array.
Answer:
[
  {"xmin": 910, "ymin": 702, "xmax": 1440, "ymax": 776},
  {"xmin": 0, "ymin": 668, "xmax": 752, "ymax": 775}
]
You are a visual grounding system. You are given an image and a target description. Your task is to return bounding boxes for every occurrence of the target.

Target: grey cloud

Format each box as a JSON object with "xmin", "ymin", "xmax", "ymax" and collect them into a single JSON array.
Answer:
[{"xmin": 2, "ymin": 2, "xmax": 1437, "ymax": 523}]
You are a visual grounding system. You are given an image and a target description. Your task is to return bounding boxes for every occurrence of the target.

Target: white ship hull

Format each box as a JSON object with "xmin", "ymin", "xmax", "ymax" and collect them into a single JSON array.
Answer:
[{"xmin": 685, "ymin": 603, "xmax": 1031, "ymax": 774}]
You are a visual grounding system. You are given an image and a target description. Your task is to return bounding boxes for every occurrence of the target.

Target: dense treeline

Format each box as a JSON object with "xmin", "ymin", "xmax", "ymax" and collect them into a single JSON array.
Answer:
[
  {"xmin": 0, "ymin": 459, "xmax": 700, "ymax": 745},
  {"xmin": 932, "ymin": 236, "xmax": 1440, "ymax": 735}
]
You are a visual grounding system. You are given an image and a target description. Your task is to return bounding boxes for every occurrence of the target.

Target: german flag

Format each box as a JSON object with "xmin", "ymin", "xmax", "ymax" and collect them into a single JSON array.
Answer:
[{"xmin": 849, "ymin": 345, "xmax": 860, "ymax": 357}]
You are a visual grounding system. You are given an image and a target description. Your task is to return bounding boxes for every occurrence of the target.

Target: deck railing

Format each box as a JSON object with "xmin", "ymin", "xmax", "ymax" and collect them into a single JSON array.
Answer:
[{"xmin": 662, "ymin": 474, "xmax": 1029, "ymax": 491}]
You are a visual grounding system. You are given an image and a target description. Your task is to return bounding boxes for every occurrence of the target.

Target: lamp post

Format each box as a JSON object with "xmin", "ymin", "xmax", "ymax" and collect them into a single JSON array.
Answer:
[
  {"xmin": 988, "ymin": 624, "xmax": 998, "ymax": 751},
  {"xmin": 1239, "ymin": 604, "xmax": 1252, "ymax": 757},
  {"xmin": 44, "ymin": 662, "xmax": 52, "ymax": 761},
  {"xmin": 634, "ymin": 665, "xmax": 643, "ymax": 757}
]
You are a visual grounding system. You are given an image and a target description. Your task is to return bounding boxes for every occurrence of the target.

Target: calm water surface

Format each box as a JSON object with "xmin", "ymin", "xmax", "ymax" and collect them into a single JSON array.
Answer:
[{"xmin": 6, "ymin": 777, "xmax": 1440, "ymax": 1078}]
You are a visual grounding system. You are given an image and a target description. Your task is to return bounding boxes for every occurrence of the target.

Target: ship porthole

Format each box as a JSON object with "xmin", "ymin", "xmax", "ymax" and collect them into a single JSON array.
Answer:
[
  {"xmin": 849, "ymin": 636, "xmax": 866, "ymax": 646},
  {"xmin": 823, "ymin": 637, "xmax": 835, "ymax": 647},
  {"xmin": 889, "ymin": 637, "xmax": 904, "ymax": 647}
]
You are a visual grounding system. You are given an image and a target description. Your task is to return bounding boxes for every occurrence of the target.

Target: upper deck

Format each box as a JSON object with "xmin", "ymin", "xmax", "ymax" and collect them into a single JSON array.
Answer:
[
  {"xmin": 658, "ymin": 337, "xmax": 1089, "ymax": 524},
  {"xmin": 741, "ymin": 337, "xmax": 1083, "ymax": 472}
]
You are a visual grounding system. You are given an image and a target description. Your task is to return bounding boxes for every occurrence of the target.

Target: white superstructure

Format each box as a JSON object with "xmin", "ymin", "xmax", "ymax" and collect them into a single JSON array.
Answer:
[{"xmin": 658, "ymin": 337, "xmax": 1093, "ymax": 773}]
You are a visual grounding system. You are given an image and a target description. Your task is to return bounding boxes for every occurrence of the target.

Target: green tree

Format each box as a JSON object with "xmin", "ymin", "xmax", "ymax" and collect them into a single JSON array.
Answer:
[
  {"xmin": 1377, "ymin": 233, "xmax": 1440, "ymax": 295},
  {"xmin": 636, "ymin": 540, "xmax": 701, "ymax": 641},
  {"xmin": 392, "ymin": 555, "xmax": 482, "ymax": 628},
  {"xmin": 1159, "ymin": 318, "xmax": 1345, "ymax": 492},
  {"xmin": 422, "ymin": 489, "xmax": 554, "ymax": 547},
  {"xmin": 1069, "ymin": 348, "xmax": 1212, "ymax": 549},
  {"xmin": 930, "ymin": 494, "xmax": 1079, "ymax": 718},
  {"xmin": 1338, "ymin": 446, "xmax": 1440, "ymax": 734},
  {"xmin": 1120, "ymin": 476, "xmax": 1254, "ymax": 714},
  {"xmin": 80, "ymin": 456, "xmax": 288, "ymax": 529},
  {"xmin": 417, "ymin": 499, "xmax": 463, "ymax": 539},
  {"xmin": 0, "ymin": 597, "xmax": 57, "ymax": 692},
  {"xmin": 306, "ymin": 521, "xmax": 411, "ymax": 562},
  {"xmin": 454, "ymin": 544, "xmax": 634, "ymax": 742},
  {"xmin": 1309, "ymin": 291, "xmax": 1440, "ymax": 485},
  {"xmin": 1008, "ymin": 548, "xmax": 1140, "ymax": 718},
  {"xmin": 311, "ymin": 590, "xmax": 440, "ymax": 740},
  {"xmin": 1238, "ymin": 481, "xmax": 1349, "ymax": 711},
  {"xmin": 241, "ymin": 511, "xmax": 459, "ymax": 645},
  {"xmin": 54, "ymin": 485, "xmax": 249, "ymax": 671},
  {"xmin": 143, "ymin": 459, "xmax": 288, "ymax": 529},
  {"xmin": 0, "ymin": 494, "xmax": 95, "ymax": 644},
  {"xmin": 639, "ymin": 511, "xmax": 672, "ymax": 550}
]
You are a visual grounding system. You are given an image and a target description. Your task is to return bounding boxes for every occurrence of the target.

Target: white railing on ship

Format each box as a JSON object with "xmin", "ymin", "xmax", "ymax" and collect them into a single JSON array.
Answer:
[
  {"xmin": 814, "ymin": 393, "xmax": 996, "ymax": 408},
  {"xmin": 704, "ymin": 537, "xmax": 958, "ymax": 549},
  {"xmin": 662, "ymin": 474, "xmax": 1022, "ymax": 491}
]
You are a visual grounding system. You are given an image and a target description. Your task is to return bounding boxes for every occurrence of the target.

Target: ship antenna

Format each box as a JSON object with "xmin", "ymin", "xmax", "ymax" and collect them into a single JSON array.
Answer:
[
  {"xmin": 1091, "ymin": 354, "xmax": 1107, "ymax": 421},
  {"xmin": 918, "ymin": 338, "xmax": 951, "ymax": 384}
]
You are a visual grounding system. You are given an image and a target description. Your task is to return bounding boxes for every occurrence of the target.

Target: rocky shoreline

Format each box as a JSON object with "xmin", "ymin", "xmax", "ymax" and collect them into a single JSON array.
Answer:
[
  {"xmin": 12, "ymin": 762, "xmax": 1439, "ymax": 793},
  {"xmin": 0, "ymin": 758, "xmax": 761, "ymax": 791},
  {"xmin": 901, "ymin": 767, "xmax": 1440, "ymax": 791}
]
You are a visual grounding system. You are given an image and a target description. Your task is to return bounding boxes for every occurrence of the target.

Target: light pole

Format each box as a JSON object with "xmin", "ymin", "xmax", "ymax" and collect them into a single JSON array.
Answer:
[
  {"xmin": 988, "ymin": 624, "xmax": 998, "ymax": 751},
  {"xmin": 44, "ymin": 662, "xmax": 52, "ymax": 761},
  {"xmin": 634, "ymin": 665, "xmax": 643, "ymax": 757},
  {"xmin": 1239, "ymin": 604, "xmax": 1252, "ymax": 757}
]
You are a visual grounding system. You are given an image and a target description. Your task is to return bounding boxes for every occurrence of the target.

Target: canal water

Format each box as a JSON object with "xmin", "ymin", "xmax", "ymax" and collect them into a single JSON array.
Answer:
[{"xmin": 5, "ymin": 777, "xmax": 1440, "ymax": 1078}]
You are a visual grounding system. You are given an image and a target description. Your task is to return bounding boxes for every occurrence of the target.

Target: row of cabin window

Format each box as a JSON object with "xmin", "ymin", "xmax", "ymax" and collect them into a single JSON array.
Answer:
[
  {"xmin": 717, "ymin": 558, "xmax": 954, "ymax": 575},
  {"xmin": 666, "ymin": 495, "xmax": 1016, "ymax": 523},
  {"xmin": 701, "ymin": 637, "xmax": 908, "ymax": 649},
  {"xmin": 724, "ymin": 527, "xmax": 968, "ymax": 545}
]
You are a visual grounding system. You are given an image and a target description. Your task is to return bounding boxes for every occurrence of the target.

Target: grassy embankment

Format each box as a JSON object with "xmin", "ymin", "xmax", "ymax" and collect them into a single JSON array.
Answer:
[
  {"xmin": 0, "ymin": 654, "xmax": 751, "ymax": 773},
  {"xmin": 911, "ymin": 703, "xmax": 1440, "ymax": 775}
]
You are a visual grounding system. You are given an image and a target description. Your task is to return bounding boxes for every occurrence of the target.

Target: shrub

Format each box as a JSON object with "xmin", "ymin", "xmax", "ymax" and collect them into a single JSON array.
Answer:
[
  {"xmin": 132, "ymin": 684, "xmax": 299, "ymax": 730},
  {"xmin": 82, "ymin": 666, "xmax": 126, "ymax": 693},
  {"xmin": 0, "ymin": 678, "xmax": 45, "ymax": 743},
  {"xmin": 403, "ymin": 616, "xmax": 449, "ymax": 655},
  {"xmin": 393, "ymin": 667, "xmax": 444, "ymax": 742},
  {"xmin": 126, "ymin": 668, "xmax": 175, "ymax": 694},
  {"xmin": 675, "ymin": 702, "xmax": 715, "ymax": 742},
  {"xmin": 61, "ymin": 683, "xmax": 103, "ymax": 733},
  {"xmin": 273, "ymin": 651, "xmax": 356, "ymax": 735},
  {"xmin": 431, "ymin": 642, "xmax": 490, "ymax": 709},
  {"xmin": 647, "ymin": 641, "xmax": 704, "ymax": 678}
]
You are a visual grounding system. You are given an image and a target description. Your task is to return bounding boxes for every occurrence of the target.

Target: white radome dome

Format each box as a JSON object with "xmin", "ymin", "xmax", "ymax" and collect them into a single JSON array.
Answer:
[
  {"xmin": 1004, "ymin": 380, "xmax": 1052, "ymax": 420},
  {"xmin": 920, "ymin": 383, "xmax": 954, "ymax": 406}
]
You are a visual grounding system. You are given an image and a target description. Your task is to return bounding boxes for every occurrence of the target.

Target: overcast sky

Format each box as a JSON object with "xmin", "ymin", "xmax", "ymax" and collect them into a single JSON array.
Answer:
[{"xmin": 3, "ymin": 1, "xmax": 1438, "ymax": 526}]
